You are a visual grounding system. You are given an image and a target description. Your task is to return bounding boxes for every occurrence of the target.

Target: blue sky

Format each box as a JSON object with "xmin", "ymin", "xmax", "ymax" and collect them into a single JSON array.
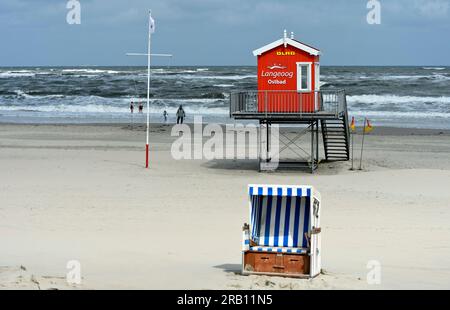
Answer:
[{"xmin": 0, "ymin": 0, "xmax": 449, "ymax": 66}]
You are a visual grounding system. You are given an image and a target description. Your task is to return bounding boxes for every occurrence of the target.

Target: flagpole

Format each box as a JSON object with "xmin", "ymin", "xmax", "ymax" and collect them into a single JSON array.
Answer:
[
  {"xmin": 125, "ymin": 11, "xmax": 171, "ymax": 169},
  {"xmin": 359, "ymin": 118, "xmax": 367, "ymax": 170},
  {"xmin": 145, "ymin": 11, "xmax": 152, "ymax": 169}
]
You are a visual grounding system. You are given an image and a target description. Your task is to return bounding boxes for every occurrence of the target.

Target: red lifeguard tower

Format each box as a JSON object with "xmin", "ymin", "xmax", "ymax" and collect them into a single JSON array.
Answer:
[{"xmin": 230, "ymin": 30, "xmax": 350, "ymax": 171}]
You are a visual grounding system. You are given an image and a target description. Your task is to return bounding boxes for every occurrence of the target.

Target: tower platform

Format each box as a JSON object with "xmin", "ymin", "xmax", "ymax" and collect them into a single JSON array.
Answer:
[{"xmin": 230, "ymin": 90, "xmax": 350, "ymax": 172}]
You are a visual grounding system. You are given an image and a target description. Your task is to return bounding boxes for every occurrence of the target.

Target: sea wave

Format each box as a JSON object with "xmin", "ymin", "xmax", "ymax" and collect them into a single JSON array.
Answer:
[
  {"xmin": 380, "ymin": 74, "xmax": 449, "ymax": 81},
  {"xmin": 322, "ymin": 73, "xmax": 450, "ymax": 82},
  {"xmin": 0, "ymin": 95, "xmax": 228, "ymax": 114},
  {"xmin": 423, "ymin": 67, "xmax": 446, "ymax": 70},
  {"xmin": 350, "ymin": 110, "xmax": 450, "ymax": 119},
  {"xmin": 213, "ymin": 84, "xmax": 234, "ymax": 88},
  {"xmin": 0, "ymin": 71, "xmax": 36, "ymax": 78},
  {"xmin": 347, "ymin": 94, "xmax": 450, "ymax": 105},
  {"xmin": 166, "ymin": 74, "xmax": 256, "ymax": 80},
  {"xmin": 1, "ymin": 66, "xmax": 450, "ymax": 127},
  {"xmin": 61, "ymin": 69, "xmax": 121, "ymax": 74}
]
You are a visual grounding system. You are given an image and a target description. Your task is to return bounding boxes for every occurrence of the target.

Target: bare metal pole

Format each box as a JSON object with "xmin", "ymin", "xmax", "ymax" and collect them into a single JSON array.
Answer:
[
  {"xmin": 351, "ymin": 130, "xmax": 354, "ymax": 170},
  {"xmin": 316, "ymin": 121, "xmax": 319, "ymax": 169},
  {"xmin": 311, "ymin": 122, "xmax": 314, "ymax": 173},
  {"xmin": 359, "ymin": 118, "xmax": 367, "ymax": 170},
  {"xmin": 258, "ymin": 121, "xmax": 261, "ymax": 172},
  {"xmin": 266, "ymin": 122, "xmax": 270, "ymax": 163}
]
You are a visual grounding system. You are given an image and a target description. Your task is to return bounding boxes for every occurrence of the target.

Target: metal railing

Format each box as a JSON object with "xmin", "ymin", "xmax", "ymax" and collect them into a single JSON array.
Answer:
[{"xmin": 230, "ymin": 90, "xmax": 346, "ymax": 118}]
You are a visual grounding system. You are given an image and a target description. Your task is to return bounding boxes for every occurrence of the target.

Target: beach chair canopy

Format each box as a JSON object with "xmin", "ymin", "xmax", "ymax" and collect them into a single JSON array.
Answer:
[{"xmin": 248, "ymin": 185, "xmax": 318, "ymax": 254}]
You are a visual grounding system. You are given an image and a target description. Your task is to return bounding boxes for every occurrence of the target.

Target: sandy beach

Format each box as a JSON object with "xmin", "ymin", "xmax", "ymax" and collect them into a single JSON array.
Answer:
[{"xmin": 1, "ymin": 123, "xmax": 450, "ymax": 290}]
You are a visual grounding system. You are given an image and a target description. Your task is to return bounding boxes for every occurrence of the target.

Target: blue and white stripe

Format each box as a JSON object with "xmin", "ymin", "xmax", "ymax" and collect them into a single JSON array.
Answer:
[
  {"xmin": 248, "ymin": 185, "xmax": 311, "ymax": 249},
  {"xmin": 248, "ymin": 185, "xmax": 312, "ymax": 198},
  {"xmin": 249, "ymin": 246, "xmax": 308, "ymax": 254}
]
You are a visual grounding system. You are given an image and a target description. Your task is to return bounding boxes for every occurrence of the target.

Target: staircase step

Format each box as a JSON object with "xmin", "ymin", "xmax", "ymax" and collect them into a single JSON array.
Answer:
[
  {"xmin": 327, "ymin": 149, "xmax": 347, "ymax": 154},
  {"xmin": 324, "ymin": 138, "xmax": 347, "ymax": 141},
  {"xmin": 326, "ymin": 153, "xmax": 349, "ymax": 156},
  {"xmin": 325, "ymin": 142, "xmax": 348, "ymax": 146},
  {"xmin": 326, "ymin": 157, "xmax": 349, "ymax": 161},
  {"xmin": 325, "ymin": 141, "xmax": 347, "ymax": 147},
  {"xmin": 324, "ymin": 130, "xmax": 346, "ymax": 133},
  {"xmin": 326, "ymin": 148, "xmax": 349, "ymax": 151},
  {"xmin": 326, "ymin": 148, "xmax": 348, "ymax": 151},
  {"xmin": 324, "ymin": 121, "xmax": 344, "ymax": 123},
  {"xmin": 324, "ymin": 139, "xmax": 347, "ymax": 142},
  {"xmin": 323, "ymin": 128, "xmax": 346, "ymax": 131},
  {"xmin": 324, "ymin": 124, "xmax": 345, "ymax": 127},
  {"xmin": 326, "ymin": 156, "xmax": 349, "ymax": 159}
]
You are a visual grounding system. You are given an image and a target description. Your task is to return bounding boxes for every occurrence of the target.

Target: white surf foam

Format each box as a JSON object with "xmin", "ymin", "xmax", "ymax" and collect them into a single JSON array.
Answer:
[
  {"xmin": 0, "ymin": 71, "xmax": 36, "ymax": 78},
  {"xmin": 213, "ymin": 84, "xmax": 234, "ymax": 88},
  {"xmin": 175, "ymin": 74, "xmax": 256, "ymax": 80},
  {"xmin": 347, "ymin": 94, "xmax": 450, "ymax": 105},
  {"xmin": 350, "ymin": 110, "xmax": 450, "ymax": 119},
  {"xmin": 423, "ymin": 67, "xmax": 446, "ymax": 70},
  {"xmin": 61, "ymin": 69, "xmax": 121, "ymax": 74}
]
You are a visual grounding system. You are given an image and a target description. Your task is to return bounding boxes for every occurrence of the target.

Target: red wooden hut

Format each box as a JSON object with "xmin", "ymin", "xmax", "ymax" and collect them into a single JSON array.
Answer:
[{"xmin": 253, "ymin": 30, "xmax": 321, "ymax": 113}]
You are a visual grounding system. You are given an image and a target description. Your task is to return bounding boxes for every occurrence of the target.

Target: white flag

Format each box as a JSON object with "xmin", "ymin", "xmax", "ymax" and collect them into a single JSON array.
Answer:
[{"xmin": 149, "ymin": 15, "xmax": 155, "ymax": 34}]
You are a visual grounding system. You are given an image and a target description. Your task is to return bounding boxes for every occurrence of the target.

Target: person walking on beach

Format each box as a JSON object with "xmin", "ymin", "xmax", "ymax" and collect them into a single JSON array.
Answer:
[
  {"xmin": 163, "ymin": 110, "xmax": 168, "ymax": 123},
  {"xmin": 176, "ymin": 105, "xmax": 185, "ymax": 124},
  {"xmin": 130, "ymin": 101, "xmax": 134, "ymax": 114},
  {"xmin": 138, "ymin": 102, "xmax": 143, "ymax": 113}
]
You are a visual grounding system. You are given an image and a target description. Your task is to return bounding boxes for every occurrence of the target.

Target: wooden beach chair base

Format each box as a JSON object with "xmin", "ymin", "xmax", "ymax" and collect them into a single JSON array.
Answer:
[{"xmin": 243, "ymin": 251, "xmax": 310, "ymax": 278}]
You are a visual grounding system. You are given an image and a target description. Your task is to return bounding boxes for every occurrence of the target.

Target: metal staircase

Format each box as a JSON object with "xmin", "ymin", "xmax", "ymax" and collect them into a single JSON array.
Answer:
[{"xmin": 321, "ymin": 100, "xmax": 350, "ymax": 162}]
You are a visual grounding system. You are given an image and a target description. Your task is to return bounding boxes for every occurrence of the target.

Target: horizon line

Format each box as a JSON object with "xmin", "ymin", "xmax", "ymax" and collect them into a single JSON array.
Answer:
[{"xmin": 0, "ymin": 64, "xmax": 449, "ymax": 68}]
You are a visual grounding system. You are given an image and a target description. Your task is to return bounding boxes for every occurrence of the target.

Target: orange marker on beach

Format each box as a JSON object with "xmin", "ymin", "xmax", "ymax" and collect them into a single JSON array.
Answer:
[{"xmin": 365, "ymin": 119, "xmax": 373, "ymax": 133}]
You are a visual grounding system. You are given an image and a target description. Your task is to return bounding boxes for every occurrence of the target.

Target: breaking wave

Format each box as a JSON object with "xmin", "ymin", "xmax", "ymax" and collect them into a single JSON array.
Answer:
[{"xmin": 1, "ymin": 66, "xmax": 450, "ymax": 128}]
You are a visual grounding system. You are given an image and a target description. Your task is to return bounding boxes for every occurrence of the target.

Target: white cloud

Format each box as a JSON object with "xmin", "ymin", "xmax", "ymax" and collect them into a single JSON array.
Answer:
[{"xmin": 413, "ymin": 0, "xmax": 449, "ymax": 18}]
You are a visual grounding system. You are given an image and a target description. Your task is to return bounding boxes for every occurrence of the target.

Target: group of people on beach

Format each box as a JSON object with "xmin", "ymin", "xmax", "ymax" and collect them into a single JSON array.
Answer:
[
  {"xmin": 129, "ymin": 101, "xmax": 144, "ymax": 114},
  {"xmin": 130, "ymin": 101, "xmax": 186, "ymax": 124}
]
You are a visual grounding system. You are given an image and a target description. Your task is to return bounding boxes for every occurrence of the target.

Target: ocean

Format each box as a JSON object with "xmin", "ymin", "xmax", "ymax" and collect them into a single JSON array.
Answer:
[{"xmin": 0, "ymin": 66, "xmax": 449, "ymax": 129}]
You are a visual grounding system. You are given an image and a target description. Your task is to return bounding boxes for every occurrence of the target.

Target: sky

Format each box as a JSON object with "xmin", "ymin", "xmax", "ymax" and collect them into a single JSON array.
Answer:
[{"xmin": 0, "ymin": 0, "xmax": 449, "ymax": 66}]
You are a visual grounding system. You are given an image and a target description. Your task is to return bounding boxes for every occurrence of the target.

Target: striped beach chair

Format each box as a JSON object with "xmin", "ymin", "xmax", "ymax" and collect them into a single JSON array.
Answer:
[{"xmin": 242, "ymin": 184, "xmax": 322, "ymax": 278}]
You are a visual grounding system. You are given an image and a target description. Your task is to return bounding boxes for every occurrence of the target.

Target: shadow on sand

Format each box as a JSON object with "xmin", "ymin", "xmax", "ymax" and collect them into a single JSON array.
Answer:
[
  {"xmin": 213, "ymin": 264, "xmax": 242, "ymax": 275},
  {"xmin": 201, "ymin": 159, "xmax": 260, "ymax": 171}
]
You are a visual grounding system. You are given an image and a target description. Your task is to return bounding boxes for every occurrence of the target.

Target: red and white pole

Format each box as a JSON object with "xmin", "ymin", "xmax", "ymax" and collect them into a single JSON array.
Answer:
[
  {"xmin": 145, "ymin": 11, "xmax": 152, "ymax": 168},
  {"xmin": 126, "ymin": 11, "xmax": 171, "ymax": 168}
]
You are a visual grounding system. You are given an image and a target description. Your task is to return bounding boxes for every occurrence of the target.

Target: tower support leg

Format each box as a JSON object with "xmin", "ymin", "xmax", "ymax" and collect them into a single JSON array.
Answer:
[
  {"xmin": 316, "ymin": 120, "xmax": 319, "ymax": 168},
  {"xmin": 310, "ymin": 121, "xmax": 315, "ymax": 173}
]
